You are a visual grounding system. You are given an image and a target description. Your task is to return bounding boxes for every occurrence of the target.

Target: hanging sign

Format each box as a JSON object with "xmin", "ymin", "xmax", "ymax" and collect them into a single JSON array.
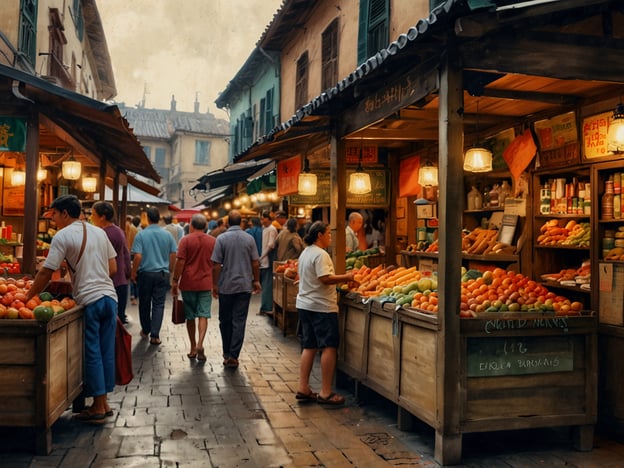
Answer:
[
  {"xmin": 534, "ymin": 112, "xmax": 579, "ymax": 168},
  {"xmin": 0, "ymin": 117, "xmax": 27, "ymax": 152},
  {"xmin": 398, "ymin": 155, "xmax": 422, "ymax": 198},
  {"xmin": 277, "ymin": 155, "xmax": 300, "ymax": 196},
  {"xmin": 582, "ymin": 111, "xmax": 612, "ymax": 159},
  {"xmin": 345, "ymin": 146, "xmax": 378, "ymax": 164}
]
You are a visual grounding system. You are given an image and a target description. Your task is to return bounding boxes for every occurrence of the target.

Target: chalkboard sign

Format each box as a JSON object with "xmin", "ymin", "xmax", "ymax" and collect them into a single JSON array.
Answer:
[
  {"xmin": 467, "ymin": 336, "xmax": 574, "ymax": 377},
  {"xmin": 288, "ymin": 170, "xmax": 388, "ymax": 207}
]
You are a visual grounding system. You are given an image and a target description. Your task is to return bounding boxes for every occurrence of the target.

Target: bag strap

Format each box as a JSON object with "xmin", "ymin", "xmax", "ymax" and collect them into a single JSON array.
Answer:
[{"xmin": 66, "ymin": 221, "xmax": 87, "ymax": 274}]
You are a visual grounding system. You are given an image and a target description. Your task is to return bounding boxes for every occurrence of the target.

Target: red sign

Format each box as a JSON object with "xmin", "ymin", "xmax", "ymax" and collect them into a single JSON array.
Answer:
[
  {"xmin": 398, "ymin": 155, "xmax": 421, "ymax": 197},
  {"xmin": 277, "ymin": 155, "xmax": 300, "ymax": 196}
]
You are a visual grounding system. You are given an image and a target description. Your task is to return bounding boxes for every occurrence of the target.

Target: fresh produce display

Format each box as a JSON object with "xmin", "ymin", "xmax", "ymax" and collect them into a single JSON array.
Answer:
[
  {"xmin": 0, "ymin": 276, "xmax": 76, "ymax": 320},
  {"xmin": 342, "ymin": 264, "xmax": 439, "ymax": 311},
  {"xmin": 343, "ymin": 263, "xmax": 582, "ymax": 319},
  {"xmin": 459, "ymin": 267, "xmax": 582, "ymax": 318},
  {"xmin": 536, "ymin": 219, "xmax": 590, "ymax": 247},
  {"xmin": 345, "ymin": 247, "xmax": 381, "ymax": 270},
  {"xmin": 540, "ymin": 260, "xmax": 590, "ymax": 289},
  {"xmin": 274, "ymin": 259, "xmax": 298, "ymax": 280},
  {"xmin": 0, "ymin": 261, "xmax": 21, "ymax": 274}
]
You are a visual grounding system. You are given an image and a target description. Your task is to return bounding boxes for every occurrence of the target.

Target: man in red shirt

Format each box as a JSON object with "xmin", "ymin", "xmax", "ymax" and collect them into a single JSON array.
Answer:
[{"xmin": 171, "ymin": 214, "xmax": 216, "ymax": 361}]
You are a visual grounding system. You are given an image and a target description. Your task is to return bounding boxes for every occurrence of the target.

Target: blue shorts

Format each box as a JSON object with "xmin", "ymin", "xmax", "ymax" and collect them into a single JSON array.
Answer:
[
  {"xmin": 181, "ymin": 290, "xmax": 212, "ymax": 319},
  {"xmin": 297, "ymin": 308, "xmax": 339, "ymax": 349}
]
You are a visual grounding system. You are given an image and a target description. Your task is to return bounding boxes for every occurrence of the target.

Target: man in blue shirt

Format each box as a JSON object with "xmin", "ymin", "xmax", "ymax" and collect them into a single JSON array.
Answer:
[
  {"xmin": 212, "ymin": 210, "xmax": 261, "ymax": 368},
  {"xmin": 246, "ymin": 216, "xmax": 263, "ymax": 256},
  {"xmin": 131, "ymin": 207, "xmax": 177, "ymax": 345}
]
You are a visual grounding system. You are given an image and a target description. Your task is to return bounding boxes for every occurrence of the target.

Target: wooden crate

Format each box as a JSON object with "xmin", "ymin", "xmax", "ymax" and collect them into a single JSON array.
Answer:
[{"xmin": 0, "ymin": 307, "xmax": 83, "ymax": 454}]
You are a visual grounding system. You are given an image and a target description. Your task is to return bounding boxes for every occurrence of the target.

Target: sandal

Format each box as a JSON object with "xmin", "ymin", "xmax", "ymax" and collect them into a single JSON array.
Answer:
[
  {"xmin": 317, "ymin": 392, "xmax": 345, "ymax": 406},
  {"xmin": 295, "ymin": 391, "xmax": 318, "ymax": 402},
  {"xmin": 74, "ymin": 409, "xmax": 107, "ymax": 423},
  {"xmin": 187, "ymin": 352, "xmax": 197, "ymax": 359},
  {"xmin": 197, "ymin": 349, "xmax": 206, "ymax": 361},
  {"xmin": 150, "ymin": 337, "xmax": 161, "ymax": 345}
]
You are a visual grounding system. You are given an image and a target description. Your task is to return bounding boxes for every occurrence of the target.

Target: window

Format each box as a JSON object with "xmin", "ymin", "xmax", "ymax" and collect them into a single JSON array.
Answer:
[
  {"xmin": 18, "ymin": 0, "xmax": 38, "ymax": 67},
  {"xmin": 357, "ymin": 0, "xmax": 389, "ymax": 65},
  {"xmin": 195, "ymin": 140, "xmax": 211, "ymax": 165},
  {"xmin": 259, "ymin": 98, "xmax": 266, "ymax": 136},
  {"xmin": 72, "ymin": 0, "xmax": 84, "ymax": 41},
  {"xmin": 295, "ymin": 52, "xmax": 309, "ymax": 110},
  {"xmin": 143, "ymin": 146, "xmax": 151, "ymax": 158},
  {"xmin": 321, "ymin": 19, "xmax": 339, "ymax": 91},
  {"xmin": 155, "ymin": 147, "xmax": 166, "ymax": 167},
  {"xmin": 264, "ymin": 87, "xmax": 274, "ymax": 133}
]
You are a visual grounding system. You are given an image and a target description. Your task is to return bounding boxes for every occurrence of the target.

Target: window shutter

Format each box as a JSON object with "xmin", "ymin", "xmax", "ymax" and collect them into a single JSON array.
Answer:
[{"xmin": 357, "ymin": 0, "xmax": 369, "ymax": 65}]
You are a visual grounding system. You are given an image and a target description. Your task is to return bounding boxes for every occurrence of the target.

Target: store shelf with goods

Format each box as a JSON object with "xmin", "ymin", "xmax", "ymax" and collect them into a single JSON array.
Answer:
[{"xmin": 531, "ymin": 167, "xmax": 593, "ymax": 310}]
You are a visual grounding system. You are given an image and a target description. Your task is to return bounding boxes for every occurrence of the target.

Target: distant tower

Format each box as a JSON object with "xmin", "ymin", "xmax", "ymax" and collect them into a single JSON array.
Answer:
[
  {"xmin": 194, "ymin": 92, "xmax": 200, "ymax": 113},
  {"xmin": 138, "ymin": 82, "xmax": 149, "ymax": 108},
  {"xmin": 171, "ymin": 94, "xmax": 177, "ymax": 112}
]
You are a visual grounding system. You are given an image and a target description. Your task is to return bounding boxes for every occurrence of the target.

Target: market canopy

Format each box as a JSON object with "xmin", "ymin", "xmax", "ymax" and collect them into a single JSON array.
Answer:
[
  {"xmin": 0, "ymin": 63, "xmax": 160, "ymax": 182},
  {"xmin": 192, "ymin": 159, "xmax": 273, "ymax": 191},
  {"xmin": 103, "ymin": 184, "xmax": 170, "ymax": 204}
]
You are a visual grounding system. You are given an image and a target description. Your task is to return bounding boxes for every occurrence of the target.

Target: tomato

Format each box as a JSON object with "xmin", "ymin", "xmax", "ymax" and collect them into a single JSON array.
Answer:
[
  {"xmin": 11, "ymin": 300, "xmax": 25, "ymax": 310},
  {"xmin": 26, "ymin": 299, "xmax": 40, "ymax": 310},
  {"xmin": 18, "ymin": 307, "xmax": 34, "ymax": 319},
  {"xmin": 1, "ymin": 293, "xmax": 14, "ymax": 306},
  {"xmin": 0, "ymin": 284, "xmax": 6, "ymax": 294}
]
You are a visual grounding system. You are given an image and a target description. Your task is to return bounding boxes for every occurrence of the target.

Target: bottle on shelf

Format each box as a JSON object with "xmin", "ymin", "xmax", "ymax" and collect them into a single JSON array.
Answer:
[
  {"xmin": 499, "ymin": 180, "xmax": 511, "ymax": 207},
  {"xmin": 467, "ymin": 186, "xmax": 481, "ymax": 210},
  {"xmin": 540, "ymin": 184, "xmax": 552, "ymax": 214},
  {"xmin": 482, "ymin": 185, "xmax": 491, "ymax": 208},
  {"xmin": 489, "ymin": 184, "xmax": 500, "ymax": 208},
  {"xmin": 601, "ymin": 175, "xmax": 614, "ymax": 220}
]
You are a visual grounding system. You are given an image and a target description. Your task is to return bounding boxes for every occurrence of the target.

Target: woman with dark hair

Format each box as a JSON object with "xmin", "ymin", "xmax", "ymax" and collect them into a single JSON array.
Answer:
[
  {"xmin": 91, "ymin": 201, "xmax": 132, "ymax": 324},
  {"xmin": 295, "ymin": 221, "xmax": 358, "ymax": 405}
]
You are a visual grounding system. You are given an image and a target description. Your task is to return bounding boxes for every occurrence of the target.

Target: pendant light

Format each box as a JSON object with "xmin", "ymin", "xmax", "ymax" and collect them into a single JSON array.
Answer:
[
  {"xmin": 417, "ymin": 160, "xmax": 438, "ymax": 187},
  {"xmin": 298, "ymin": 156, "xmax": 317, "ymax": 195},
  {"xmin": 37, "ymin": 168, "xmax": 47, "ymax": 181},
  {"xmin": 606, "ymin": 102, "xmax": 624, "ymax": 153},
  {"xmin": 62, "ymin": 154, "xmax": 81, "ymax": 180},
  {"xmin": 348, "ymin": 143, "xmax": 372, "ymax": 195},
  {"xmin": 464, "ymin": 100, "xmax": 492, "ymax": 172},
  {"xmin": 82, "ymin": 175, "xmax": 97, "ymax": 193},
  {"xmin": 10, "ymin": 154, "xmax": 25, "ymax": 186},
  {"xmin": 11, "ymin": 168, "xmax": 25, "ymax": 186}
]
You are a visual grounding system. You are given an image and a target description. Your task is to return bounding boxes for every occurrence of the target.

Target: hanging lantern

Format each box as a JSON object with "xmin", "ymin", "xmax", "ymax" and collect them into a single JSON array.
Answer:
[
  {"xmin": 82, "ymin": 176, "xmax": 97, "ymax": 193},
  {"xmin": 37, "ymin": 168, "xmax": 47, "ymax": 181},
  {"xmin": 607, "ymin": 103, "xmax": 624, "ymax": 153},
  {"xmin": 62, "ymin": 155, "xmax": 81, "ymax": 180},
  {"xmin": 463, "ymin": 147, "xmax": 493, "ymax": 172},
  {"xmin": 11, "ymin": 168, "xmax": 26, "ymax": 186},
  {"xmin": 348, "ymin": 148, "xmax": 372, "ymax": 195},
  {"xmin": 417, "ymin": 161, "xmax": 438, "ymax": 186},
  {"xmin": 298, "ymin": 157, "xmax": 317, "ymax": 195}
]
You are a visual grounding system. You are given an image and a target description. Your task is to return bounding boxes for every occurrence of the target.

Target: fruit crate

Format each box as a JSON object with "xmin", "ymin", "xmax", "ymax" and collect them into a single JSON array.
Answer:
[{"xmin": 0, "ymin": 306, "xmax": 83, "ymax": 454}]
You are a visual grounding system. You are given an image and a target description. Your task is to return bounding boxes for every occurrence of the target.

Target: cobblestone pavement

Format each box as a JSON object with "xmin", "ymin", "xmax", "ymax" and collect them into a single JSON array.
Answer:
[{"xmin": 2, "ymin": 294, "xmax": 624, "ymax": 467}]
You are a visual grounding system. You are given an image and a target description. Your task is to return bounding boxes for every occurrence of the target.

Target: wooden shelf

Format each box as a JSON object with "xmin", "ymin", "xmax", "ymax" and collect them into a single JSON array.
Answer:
[
  {"xmin": 539, "ymin": 280, "xmax": 590, "ymax": 294},
  {"xmin": 535, "ymin": 214, "xmax": 590, "ymax": 219},
  {"xmin": 464, "ymin": 208, "xmax": 504, "ymax": 214},
  {"xmin": 400, "ymin": 250, "xmax": 518, "ymax": 263},
  {"xmin": 535, "ymin": 244, "xmax": 590, "ymax": 250}
]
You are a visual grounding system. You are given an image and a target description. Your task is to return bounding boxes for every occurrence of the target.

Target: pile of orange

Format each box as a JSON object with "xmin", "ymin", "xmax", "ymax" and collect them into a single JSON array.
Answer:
[
  {"xmin": 0, "ymin": 276, "xmax": 76, "ymax": 320},
  {"xmin": 459, "ymin": 268, "xmax": 582, "ymax": 318}
]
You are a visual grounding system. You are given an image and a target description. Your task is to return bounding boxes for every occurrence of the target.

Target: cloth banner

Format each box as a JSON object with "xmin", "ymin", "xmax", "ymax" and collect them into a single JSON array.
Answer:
[{"xmin": 399, "ymin": 155, "xmax": 421, "ymax": 197}]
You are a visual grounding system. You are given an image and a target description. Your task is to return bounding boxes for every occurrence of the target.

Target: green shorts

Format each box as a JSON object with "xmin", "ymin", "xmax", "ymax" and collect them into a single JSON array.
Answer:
[{"xmin": 180, "ymin": 290, "xmax": 212, "ymax": 319}]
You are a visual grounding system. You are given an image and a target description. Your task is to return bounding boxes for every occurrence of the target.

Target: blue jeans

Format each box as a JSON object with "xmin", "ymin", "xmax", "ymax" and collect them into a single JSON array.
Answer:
[
  {"xmin": 260, "ymin": 268, "xmax": 273, "ymax": 312},
  {"xmin": 218, "ymin": 292, "xmax": 251, "ymax": 360},
  {"xmin": 137, "ymin": 271, "xmax": 169, "ymax": 339},
  {"xmin": 130, "ymin": 281, "xmax": 138, "ymax": 299},
  {"xmin": 84, "ymin": 295, "xmax": 117, "ymax": 397}
]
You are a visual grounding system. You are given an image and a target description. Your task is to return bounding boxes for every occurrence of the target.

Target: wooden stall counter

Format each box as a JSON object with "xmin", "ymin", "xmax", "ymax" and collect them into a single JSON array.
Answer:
[
  {"xmin": 272, "ymin": 261, "xmax": 299, "ymax": 336},
  {"xmin": 0, "ymin": 307, "xmax": 84, "ymax": 454},
  {"xmin": 338, "ymin": 292, "xmax": 598, "ymax": 462}
]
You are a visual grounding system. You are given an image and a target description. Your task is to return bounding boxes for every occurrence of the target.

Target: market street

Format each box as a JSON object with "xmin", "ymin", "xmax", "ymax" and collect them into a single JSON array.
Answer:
[{"xmin": 2, "ymin": 294, "xmax": 624, "ymax": 467}]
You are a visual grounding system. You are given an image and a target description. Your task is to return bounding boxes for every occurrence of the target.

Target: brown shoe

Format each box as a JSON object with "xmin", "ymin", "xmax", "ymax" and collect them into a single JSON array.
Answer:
[{"xmin": 225, "ymin": 358, "xmax": 239, "ymax": 368}]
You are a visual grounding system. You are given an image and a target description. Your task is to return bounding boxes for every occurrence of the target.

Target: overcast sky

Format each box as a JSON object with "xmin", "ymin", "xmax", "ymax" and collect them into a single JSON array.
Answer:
[{"xmin": 98, "ymin": 0, "xmax": 283, "ymax": 118}]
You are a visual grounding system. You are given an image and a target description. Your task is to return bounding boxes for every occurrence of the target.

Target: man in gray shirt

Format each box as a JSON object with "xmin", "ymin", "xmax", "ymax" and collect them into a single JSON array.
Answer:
[{"xmin": 211, "ymin": 210, "xmax": 261, "ymax": 368}]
